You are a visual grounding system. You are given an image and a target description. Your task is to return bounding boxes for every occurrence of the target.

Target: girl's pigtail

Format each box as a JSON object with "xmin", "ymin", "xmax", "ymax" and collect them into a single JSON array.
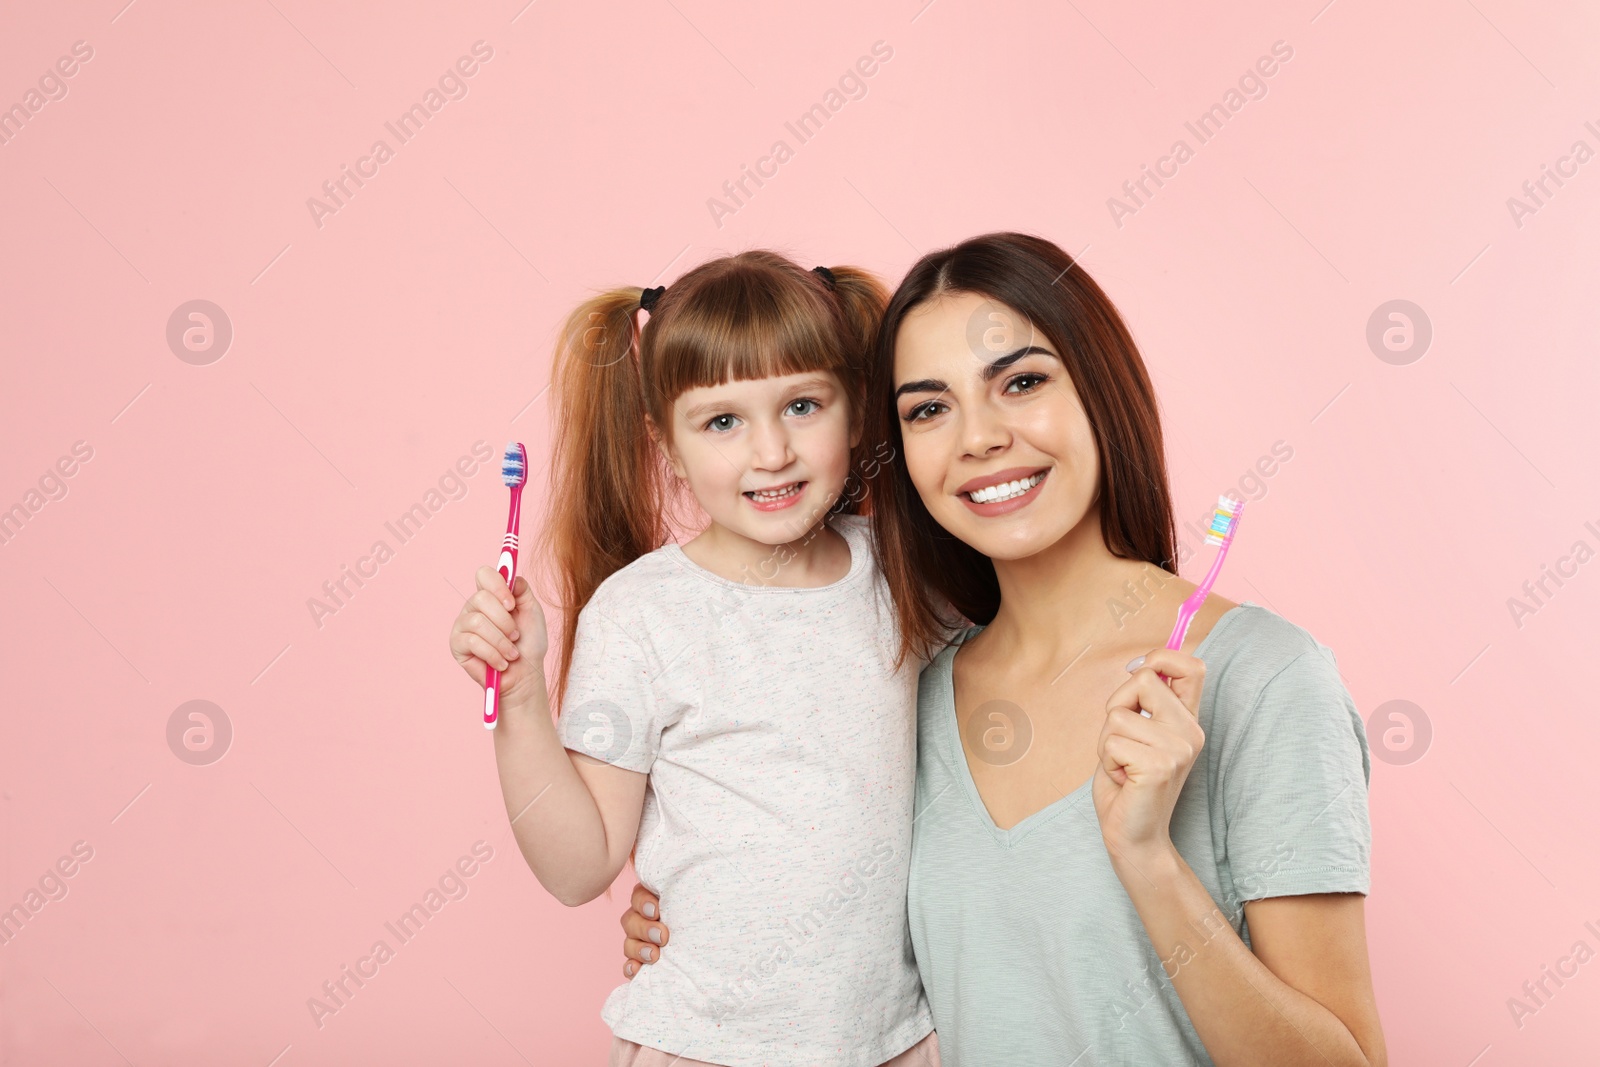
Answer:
[
  {"xmin": 825, "ymin": 265, "xmax": 890, "ymax": 372},
  {"xmin": 821, "ymin": 265, "xmax": 890, "ymax": 515},
  {"xmin": 540, "ymin": 288, "xmax": 667, "ymax": 708}
]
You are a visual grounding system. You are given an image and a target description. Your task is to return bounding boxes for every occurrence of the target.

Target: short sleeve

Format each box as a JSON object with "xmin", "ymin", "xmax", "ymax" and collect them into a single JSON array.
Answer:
[
  {"xmin": 912, "ymin": 591, "xmax": 971, "ymax": 672},
  {"xmin": 554, "ymin": 606, "xmax": 666, "ymax": 773},
  {"xmin": 1219, "ymin": 648, "xmax": 1372, "ymax": 902}
]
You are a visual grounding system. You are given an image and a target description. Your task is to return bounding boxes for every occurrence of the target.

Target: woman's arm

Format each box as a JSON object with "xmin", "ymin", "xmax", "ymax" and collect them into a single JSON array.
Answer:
[
  {"xmin": 1114, "ymin": 847, "xmax": 1383, "ymax": 1065},
  {"xmin": 1097, "ymin": 650, "xmax": 1384, "ymax": 1066},
  {"xmin": 452, "ymin": 566, "xmax": 647, "ymax": 906}
]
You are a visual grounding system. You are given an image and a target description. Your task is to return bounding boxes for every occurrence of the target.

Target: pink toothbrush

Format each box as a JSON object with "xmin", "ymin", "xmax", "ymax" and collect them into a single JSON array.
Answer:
[
  {"xmin": 1160, "ymin": 495, "xmax": 1244, "ymax": 683},
  {"xmin": 484, "ymin": 442, "xmax": 528, "ymax": 730}
]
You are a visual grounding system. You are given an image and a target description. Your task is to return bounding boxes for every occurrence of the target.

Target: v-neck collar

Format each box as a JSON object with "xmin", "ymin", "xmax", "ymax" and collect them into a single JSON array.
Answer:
[{"xmin": 939, "ymin": 602, "xmax": 1253, "ymax": 848}]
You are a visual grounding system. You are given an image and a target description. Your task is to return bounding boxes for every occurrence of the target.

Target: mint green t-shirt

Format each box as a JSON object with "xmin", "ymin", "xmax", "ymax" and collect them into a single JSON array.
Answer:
[{"xmin": 906, "ymin": 602, "xmax": 1372, "ymax": 1066}]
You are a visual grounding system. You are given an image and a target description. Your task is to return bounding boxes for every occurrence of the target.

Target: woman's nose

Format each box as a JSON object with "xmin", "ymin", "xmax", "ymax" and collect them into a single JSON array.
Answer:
[{"xmin": 958, "ymin": 402, "xmax": 1010, "ymax": 458}]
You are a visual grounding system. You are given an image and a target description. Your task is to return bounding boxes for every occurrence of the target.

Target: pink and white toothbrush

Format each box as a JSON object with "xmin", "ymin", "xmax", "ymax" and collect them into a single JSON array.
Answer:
[
  {"xmin": 484, "ymin": 442, "xmax": 528, "ymax": 730},
  {"xmin": 1159, "ymin": 494, "xmax": 1244, "ymax": 684}
]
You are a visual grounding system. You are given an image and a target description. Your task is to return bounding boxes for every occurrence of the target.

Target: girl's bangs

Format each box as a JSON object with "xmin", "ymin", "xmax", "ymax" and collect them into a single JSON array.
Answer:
[{"xmin": 653, "ymin": 290, "xmax": 845, "ymax": 402}]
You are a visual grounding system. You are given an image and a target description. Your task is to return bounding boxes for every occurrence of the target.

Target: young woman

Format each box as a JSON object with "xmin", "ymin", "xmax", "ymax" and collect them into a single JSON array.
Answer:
[{"xmin": 621, "ymin": 233, "xmax": 1387, "ymax": 1066}]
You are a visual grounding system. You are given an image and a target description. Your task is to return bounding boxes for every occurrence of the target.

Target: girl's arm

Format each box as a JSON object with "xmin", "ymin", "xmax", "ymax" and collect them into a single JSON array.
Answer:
[
  {"xmin": 452, "ymin": 566, "xmax": 646, "ymax": 907},
  {"xmin": 493, "ymin": 693, "xmax": 646, "ymax": 906},
  {"xmin": 1098, "ymin": 649, "xmax": 1385, "ymax": 1066}
]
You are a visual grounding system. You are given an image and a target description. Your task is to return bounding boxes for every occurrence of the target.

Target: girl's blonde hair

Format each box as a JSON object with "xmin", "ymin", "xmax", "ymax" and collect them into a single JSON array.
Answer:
[{"xmin": 540, "ymin": 250, "xmax": 888, "ymax": 707}]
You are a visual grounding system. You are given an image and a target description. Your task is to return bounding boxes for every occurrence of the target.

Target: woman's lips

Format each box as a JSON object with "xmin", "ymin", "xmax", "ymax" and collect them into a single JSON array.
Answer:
[
  {"xmin": 958, "ymin": 468, "xmax": 1049, "ymax": 517},
  {"xmin": 744, "ymin": 480, "xmax": 806, "ymax": 511}
]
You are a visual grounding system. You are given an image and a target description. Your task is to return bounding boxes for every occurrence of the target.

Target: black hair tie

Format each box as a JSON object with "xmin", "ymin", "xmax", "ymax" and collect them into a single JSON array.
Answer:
[
  {"xmin": 812, "ymin": 265, "xmax": 837, "ymax": 290},
  {"xmin": 639, "ymin": 285, "xmax": 666, "ymax": 313}
]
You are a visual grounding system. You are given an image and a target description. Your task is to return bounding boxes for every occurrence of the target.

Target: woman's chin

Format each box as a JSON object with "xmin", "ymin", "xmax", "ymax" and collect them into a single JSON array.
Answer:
[{"xmin": 938, "ymin": 515, "xmax": 1061, "ymax": 562}]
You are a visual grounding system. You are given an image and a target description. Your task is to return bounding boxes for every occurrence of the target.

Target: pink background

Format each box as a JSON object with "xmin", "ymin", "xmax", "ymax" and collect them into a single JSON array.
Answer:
[{"xmin": 3, "ymin": 0, "xmax": 1597, "ymax": 1063}]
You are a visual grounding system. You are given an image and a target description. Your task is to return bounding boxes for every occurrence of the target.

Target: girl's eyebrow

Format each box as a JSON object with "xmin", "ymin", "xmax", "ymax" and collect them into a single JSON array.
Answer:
[
  {"xmin": 894, "ymin": 345, "xmax": 1058, "ymax": 400},
  {"xmin": 681, "ymin": 376, "xmax": 837, "ymax": 421}
]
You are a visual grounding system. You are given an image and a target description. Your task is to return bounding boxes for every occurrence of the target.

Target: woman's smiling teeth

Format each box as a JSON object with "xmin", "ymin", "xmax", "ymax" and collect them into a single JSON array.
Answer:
[
  {"xmin": 966, "ymin": 471, "xmax": 1046, "ymax": 504},
  {"xmin": 746, "ymin": 481, "xmax": 803, "ymax": 502}
]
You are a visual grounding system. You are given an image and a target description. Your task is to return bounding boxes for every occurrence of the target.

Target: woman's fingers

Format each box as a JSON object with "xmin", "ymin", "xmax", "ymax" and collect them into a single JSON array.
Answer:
[
  {"xmin": 630, "ymin": 882, "xmax": 662, "ymax": 921},
  {"xmin": 1099, "ymin": 703, "xmax": 1197, "ymax": 787},
  {"xmin": 624, "ymin": 937, "xmax": 661, "ymax": 964},
  {"xmin": 620, "ymin": 908, "xmax": 669, "ymax": 950},
  {"xmin": 1101, "ymin": 706, "xmax": 1168, "ymax": 749},
  {"xmin": 1133, "ymin": 648, "xmax": 1206, "ymax": 716},
  {"xmin": 1100, "ymin": 732, "xmax": 1144, "ymax": 779},
  {"xmin": 1108, "ymin": 656, "xmax": 1205, "ymax": 726},
  {"xmin": 620, "ymin": 883, "xmax": 668, "ymax": 969}
]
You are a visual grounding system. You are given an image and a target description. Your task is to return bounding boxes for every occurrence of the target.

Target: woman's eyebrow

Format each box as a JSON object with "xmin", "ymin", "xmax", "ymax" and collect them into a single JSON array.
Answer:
[
  {"xmin": 982, "ymin": 345, "xmax": 1058, "ymax": 380},
  {"xmin": 894, "ymin": 345, "xmax": 1059, "ymax": 400},
  {"xmin": 894, "ymin": 378, "xmax": 947, "ymax": 401}
]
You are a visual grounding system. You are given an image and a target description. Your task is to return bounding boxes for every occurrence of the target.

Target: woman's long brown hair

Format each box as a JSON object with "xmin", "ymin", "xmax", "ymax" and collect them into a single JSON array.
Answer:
[
  {"xmin": 863, "ymin": 232, "xmax": 1178, "ymax": 669},
  {"xmin": 540, "ymin": 251, "xmax": 889, "ymax": 708}
]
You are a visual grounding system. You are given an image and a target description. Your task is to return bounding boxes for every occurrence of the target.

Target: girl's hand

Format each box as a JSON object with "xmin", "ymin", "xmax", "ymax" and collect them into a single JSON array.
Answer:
[
  {"xmin": 1091, "ymin": 649, "xmax": 1206, "ymax": 872},
  {"xmin": 619, "ymin": 882, "xmax": 669, "ymax": 979},
  {"xmin": 448, "ymin": 565, "xmax": 551, "ymax": 710}
]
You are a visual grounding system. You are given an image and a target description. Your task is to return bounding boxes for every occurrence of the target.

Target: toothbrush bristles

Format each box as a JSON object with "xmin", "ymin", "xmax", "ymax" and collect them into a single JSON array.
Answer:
[
  {"xmin": 1202, "ymin": 494, "xmax": 1244, "ymax": 546},
  {"xmin": 501, "ymin": 442, "xmax": 527, "ymax": 487}
]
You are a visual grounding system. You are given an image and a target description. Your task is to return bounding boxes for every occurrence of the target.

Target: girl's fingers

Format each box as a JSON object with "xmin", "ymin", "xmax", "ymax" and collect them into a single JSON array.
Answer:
[
  {"xmin": 461, "ymin": 613, "xmax": 520, "ymax": 665},
  {"xmin": 461, "ymin": 632, "xmax": 511, "ymax": 673},
  {"xmin": 454, "ymin": 655, "xmax": 486, "ymax": 687},
  {"xmin": 467, "ymin": 586, "xmax": 520, "ymax": 641},
  {"xmin": 475, "ymin": 564, "xmax": 516, "ymax": 610},
  {"xmin": 623, "ymin": 959, "xmax": 638, "ymax": 980}
]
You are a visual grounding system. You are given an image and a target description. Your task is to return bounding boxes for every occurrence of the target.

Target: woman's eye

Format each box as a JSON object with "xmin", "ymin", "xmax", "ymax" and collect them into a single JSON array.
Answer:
[
  {"xmin": 706, "ymin": 414, "xmax": 738, "ymax": 432},
  {"xmin": 1005, "ymin": 373, "xmax": 1049, "ymax": 394},
  {"xmin": 903, "ymin": 401, "xmax": 946, "ymax": 422},
  {"xmin": 787, "ymin": 398, "xmax": 820, "ymax": 417}
]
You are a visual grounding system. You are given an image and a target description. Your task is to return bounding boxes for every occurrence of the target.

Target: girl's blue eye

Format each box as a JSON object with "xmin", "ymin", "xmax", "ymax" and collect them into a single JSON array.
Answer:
[
  {"xmin": 787, "ymin": 398, "xmax": 820, "ymax": 417},
  {"xmin": 707, "ymin": 414, "xmax": 739, "ymax": 432}
]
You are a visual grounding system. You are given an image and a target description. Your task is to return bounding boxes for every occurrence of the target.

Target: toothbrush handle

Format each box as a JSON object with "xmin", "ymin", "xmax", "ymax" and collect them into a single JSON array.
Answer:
[
  {"xmin": 484, "ymin": 489, "xmax": 523, "ymax": 730},
  {"xmin": 1157, "ymin": 530, "xmax": 1237, "ymax": 684}
]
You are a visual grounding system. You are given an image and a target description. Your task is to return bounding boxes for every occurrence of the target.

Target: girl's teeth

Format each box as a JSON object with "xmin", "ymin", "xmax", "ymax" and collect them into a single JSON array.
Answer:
[
  {"xmin": 750, "ymin": 483, "xmax": 801, "ymax": 501},
  {"xmin": 969, "ymin": 472, "xmax": 1044, "ymax": 504}
]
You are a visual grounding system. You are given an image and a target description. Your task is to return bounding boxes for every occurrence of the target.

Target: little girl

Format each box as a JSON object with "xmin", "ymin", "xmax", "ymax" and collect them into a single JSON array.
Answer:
[{"xmin": 448, "ymin": 251, "xmax": 939, "ymax": 1067}]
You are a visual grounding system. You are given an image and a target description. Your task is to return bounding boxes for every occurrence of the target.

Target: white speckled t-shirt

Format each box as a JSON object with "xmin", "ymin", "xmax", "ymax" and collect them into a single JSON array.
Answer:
[{"xmin": 555, "ymin": 514, "xmax": 934, "ymax": 1067}]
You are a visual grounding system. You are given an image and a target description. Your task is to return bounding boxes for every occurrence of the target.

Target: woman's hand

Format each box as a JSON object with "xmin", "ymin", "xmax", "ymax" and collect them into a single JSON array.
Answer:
[
  {"xmin": 448, "ymin": 565, "xmax": 551, "ymax": 710},
  {"xmin": 1091, "ymin": 648, "xmax": 1206, "ymax": 873},
  {"xmin": 619, "ymin": 882, "xmax": 669, "ymax": 979}
]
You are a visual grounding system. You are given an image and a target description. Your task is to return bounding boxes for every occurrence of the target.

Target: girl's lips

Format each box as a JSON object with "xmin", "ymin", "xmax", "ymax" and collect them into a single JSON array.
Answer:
[
  {"xmin": 744, "ymin": 480, "xmax": 806, "ymax": 512},
  {"xmin": 959, "ymin": 468, "xmax": 1048, "ymax": 517}
]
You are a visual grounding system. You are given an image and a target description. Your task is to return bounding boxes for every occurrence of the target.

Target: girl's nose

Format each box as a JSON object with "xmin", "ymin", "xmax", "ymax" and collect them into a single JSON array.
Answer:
[{"xmin": 750, "ymin": 420, "xmax": 794, "ymax": 469}]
